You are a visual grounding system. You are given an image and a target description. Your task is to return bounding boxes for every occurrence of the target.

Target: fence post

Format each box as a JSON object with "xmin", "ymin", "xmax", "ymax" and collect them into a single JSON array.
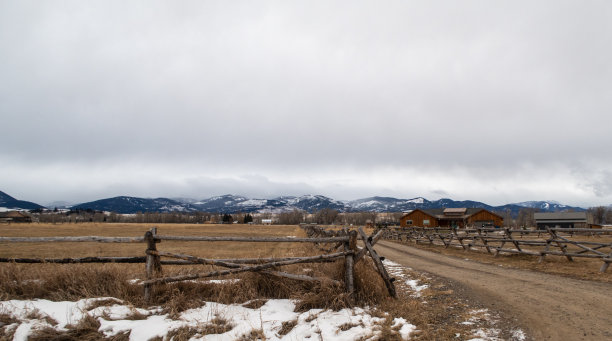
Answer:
[
  {"xmin": 144, "ymin": 227, "xmax": 161, "ymax": 302},
  {"xmin": 546, "ymin": 227, "xmax": 573, "ymax": 262},
  {"xmin": 344, "ymin": 230, "xmax": 357, "ymax": 294},
  {"xmin": 453, "ymin": 227, "xmax": 467, "ymax": 250},
  {"xmin": 478, "ymin": 228, "xmax": 492, "ymax": 254},
  {"xmin": 504, "ymin": 227, "xmax": 522, "ymax": 252},
  {"xmin": 599, "ymin": 248, "xmax": 612, "ymax": 273}
]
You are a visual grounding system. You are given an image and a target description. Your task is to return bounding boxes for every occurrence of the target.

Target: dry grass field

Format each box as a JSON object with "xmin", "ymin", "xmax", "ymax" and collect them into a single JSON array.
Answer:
[
  {"xmin": 0, "ymin": 223, "xmax": 495, "ymax": 340},
  {"xmin": 0, "ymin": 223, "xmax": 305, "ymax": 259}
]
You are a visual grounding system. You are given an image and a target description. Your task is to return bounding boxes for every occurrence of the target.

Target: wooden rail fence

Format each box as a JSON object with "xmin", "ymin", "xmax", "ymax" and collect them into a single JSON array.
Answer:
[
  {"xmin": 0, "ymin": 226, "xmax": 397, "ymax": 301},
  {"xmin": 381, "ymin": 226, "xmax": 612, "ymax": 272}
]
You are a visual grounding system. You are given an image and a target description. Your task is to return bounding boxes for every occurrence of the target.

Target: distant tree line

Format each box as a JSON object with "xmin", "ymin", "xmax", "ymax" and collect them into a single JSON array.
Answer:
[
  {"xmin": 29, "ymin": 208, "xmax": 404, "ymax": 226},
  {"xmin": 588, "ymin": 206, "xmax": 612, "ymax": 225}
]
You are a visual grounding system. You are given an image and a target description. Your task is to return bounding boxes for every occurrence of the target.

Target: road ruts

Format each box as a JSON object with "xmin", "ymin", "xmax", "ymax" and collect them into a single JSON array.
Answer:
[{"xmin": 376, "ymin": 240, "xmax": 612, "ymax": 341}]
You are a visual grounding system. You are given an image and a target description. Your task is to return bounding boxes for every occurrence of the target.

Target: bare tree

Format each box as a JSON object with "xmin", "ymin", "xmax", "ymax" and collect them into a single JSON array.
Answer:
[
  {"xmin": 588, "ymin": 206, "xmax": 608, "ymax": 224},
  {"xmin": 314, "ymin": 208, "xmax": 339, "ymax": 225},
  {"xmin": 278, "ymin": 210, "xmax": 304, "ymax": 225}
]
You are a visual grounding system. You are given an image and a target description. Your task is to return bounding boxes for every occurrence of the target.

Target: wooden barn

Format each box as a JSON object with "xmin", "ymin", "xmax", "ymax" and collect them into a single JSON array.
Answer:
[
  {"xmin": 400, "ymin": 208, "xmax": 503, "ymax": 228},
  {"xmin": 0, "ymin": 211, "xmax": 32, "ymax": 223}
]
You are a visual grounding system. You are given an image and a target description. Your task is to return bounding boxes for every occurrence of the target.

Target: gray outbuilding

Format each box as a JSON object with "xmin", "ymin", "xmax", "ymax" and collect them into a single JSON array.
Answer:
[{"xmin": 534, "ymin": 212, "xmax": 587, "ymax": 230}]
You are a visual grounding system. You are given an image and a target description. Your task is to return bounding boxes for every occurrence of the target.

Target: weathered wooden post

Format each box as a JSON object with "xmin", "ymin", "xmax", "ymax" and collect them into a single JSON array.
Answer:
[
  {"xmin": 478, "ymin": 228, "xmax": 492, "ymax": 254},
  {"xmin": 344, "ymin": 230, "xmax": 357, "ymax": 294},
  {"xmin": 452, "ymin": 226, "xmax": 468, "ymax": 250},
  {"xmin": 504, "ymin": 227, "xmax": 522, "ymax": 252},
  {"xmin": 546, "ymin": 227, "xmax": 573, "ymax": 262},
  {"xmin": 144, "ymin": 227, "xmax": 161, "ymax": 302},
  {"xmin": 357, "ymin": 227, "xmax": 397, "ymax": 298},
  {"xmin": 599, "ymin": 248, "xmax": 612, "ymax": 273}
]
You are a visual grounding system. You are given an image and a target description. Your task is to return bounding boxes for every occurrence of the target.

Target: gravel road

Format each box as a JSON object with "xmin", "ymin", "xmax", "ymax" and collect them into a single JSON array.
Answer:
[{"xmin": 376, "ymin": 241, "xmax": 612, "ymax": 340}]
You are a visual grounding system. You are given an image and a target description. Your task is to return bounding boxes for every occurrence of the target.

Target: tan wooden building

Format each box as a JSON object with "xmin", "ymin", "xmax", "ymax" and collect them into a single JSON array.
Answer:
[
  {"xmin": 400, "ymin": 208, "xmax": 503, "ymax": 228},
  {"xmin": 0, "ymin": 211, "xmax": 32, "ymax": 223}
]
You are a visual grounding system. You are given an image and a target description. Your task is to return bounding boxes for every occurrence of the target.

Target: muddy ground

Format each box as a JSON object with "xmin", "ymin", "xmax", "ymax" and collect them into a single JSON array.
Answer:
[{"xmin": 376, "ymin": 241, "xmax": 612, "ymax": 340}]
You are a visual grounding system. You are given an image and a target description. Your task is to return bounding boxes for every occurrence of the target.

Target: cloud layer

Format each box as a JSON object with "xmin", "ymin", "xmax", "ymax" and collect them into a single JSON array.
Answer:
[{"xmin": 1, "ymin": 1, "xmax": 612, "ymax": 207}]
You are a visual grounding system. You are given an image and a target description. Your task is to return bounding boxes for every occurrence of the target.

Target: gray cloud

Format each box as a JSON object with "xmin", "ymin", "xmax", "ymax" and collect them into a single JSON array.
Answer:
[{"xmin": 1, "ymin": 1, "xmax": 612, "ymax": 207}]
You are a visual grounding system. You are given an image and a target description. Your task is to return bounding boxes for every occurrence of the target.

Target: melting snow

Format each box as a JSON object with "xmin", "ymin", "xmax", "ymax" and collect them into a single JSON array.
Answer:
[{"xmin": 0, "ymin": 298, "xmax": 417, "ymax": 341}]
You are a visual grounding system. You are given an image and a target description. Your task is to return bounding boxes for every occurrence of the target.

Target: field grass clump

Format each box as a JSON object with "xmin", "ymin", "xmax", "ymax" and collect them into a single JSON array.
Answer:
[
  {"xmin": 28, "ymin": 314, "xmax": 131, "ymax": 341},
  {"xmin": 0, "ymin": 259, "xmax": 388, "ymax": 316}
]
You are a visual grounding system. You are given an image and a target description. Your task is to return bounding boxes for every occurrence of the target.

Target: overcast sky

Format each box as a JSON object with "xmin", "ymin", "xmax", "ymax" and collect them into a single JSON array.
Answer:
[{"xmin": 1, "ymin": 1, "xmax": 612, "ymax": 207}]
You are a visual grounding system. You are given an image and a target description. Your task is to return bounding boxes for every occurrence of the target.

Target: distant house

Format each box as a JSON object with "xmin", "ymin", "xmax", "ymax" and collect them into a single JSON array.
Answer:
[
  {"xmin": 261, "ymin": 219, "xmax": 272, "ymax": 225},
  {"xmin": 400, "ymin": 208, "xmax": 503, "ymax": 228},
  {"xmin": 534, "ymin": 212, "xmax": 587, "ymax": 230},
  {"xmin": 0, "ymin": 211, "xmax": 32, "ymax": 223}
]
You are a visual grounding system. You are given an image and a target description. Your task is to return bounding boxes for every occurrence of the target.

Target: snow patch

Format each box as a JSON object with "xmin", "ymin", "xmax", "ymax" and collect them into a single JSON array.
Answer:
[{"xmin": 0, "ymin": 298, "xmax": 413, "ymax": 341}]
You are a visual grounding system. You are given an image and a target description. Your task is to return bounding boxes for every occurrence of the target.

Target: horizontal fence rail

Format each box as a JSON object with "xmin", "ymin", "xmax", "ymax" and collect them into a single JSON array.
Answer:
[
  {"xmin": 1, "ymin": 225, "xmax": 398, "ymax": 302},
  {"xmin": 154, "ymin": 235, "xmax": 350, "ymax": 243},
  {"xmin": 0, "ymin": 236, "xmax": 145, "ymax": 243},
  {"xmin": 381, "ymin": 226, "xmax": 612, "ymax": 272}
]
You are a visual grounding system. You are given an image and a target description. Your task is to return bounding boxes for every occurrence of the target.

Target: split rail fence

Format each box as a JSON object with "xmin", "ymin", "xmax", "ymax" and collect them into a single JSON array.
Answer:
[
  {"xmin": 381, "ymin": 226, "xmax": 612, "ymax": 272},
  {"xmin": 0, "ymin": 226, "xmax": 397, "ymax": 301}
]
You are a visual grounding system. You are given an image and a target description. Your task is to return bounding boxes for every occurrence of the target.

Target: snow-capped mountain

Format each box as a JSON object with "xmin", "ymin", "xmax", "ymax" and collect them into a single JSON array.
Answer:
[
  {"xmin": 347, "ymin": 196, "xmax": 426, "ymax": 212},
  {"xmin": 2, "ymin": 188, "xmax": 587, "ymax": 215},
  {"xmin": 0, "ymin": 191, "xmax": 45, "ymax": 211},
  {"xmin": 283, "ymin": 195, "xmax": 348, "ymax": 212},
  {"xmin": 188, "ymin": 194, "xmax": 347, "ymax": 213},
  {"xmin": 512, "ymin": 201, "xmax": 570, "ymax": 211},
  {"xmin": 344, "ymin": 197, "xmax": 585, "ymax": 215},
  {"xmin": 71, "ymin": 196, "xmax": 199, "ymax": 214}
]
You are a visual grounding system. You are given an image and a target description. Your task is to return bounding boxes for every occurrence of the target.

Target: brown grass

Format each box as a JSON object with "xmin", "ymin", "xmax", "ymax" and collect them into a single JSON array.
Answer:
[
  {"xmin": 28, "ymin": 314, "xmax": 131, "ymax": 341},
  {"xmin": 0, "ymin": 223, "xmax": 501, "ymax": 340},
  {"xmin": 201, "ymin": 317, "xmax": 234, "ymax": 335},
  {"xmin": 0, "ymin": 223, "xmax": 303, "ymax": 259},
  {"xmin": 165, "ymin": 326, "xmax": 200, "ymax": 341},
  {"xmin": 277, "ymin": 319, "xmax": 297, "ymax": 336},
  {"xmin": 0, "ymin": 223, "xmax": 392, "ymax": 315},
  {"xmin": 0, "ymin": 313, "xmax": 19, "ymax": 341},
  {"xmin": 237, "ymin": 328, "xmax": 266, "ymax": 340}
]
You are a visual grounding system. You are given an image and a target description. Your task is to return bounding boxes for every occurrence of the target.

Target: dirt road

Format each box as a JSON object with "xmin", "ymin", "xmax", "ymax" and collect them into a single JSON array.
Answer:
[{"xmin": 376, "ymin": 241, "xmax": 612, "ymax": 340}]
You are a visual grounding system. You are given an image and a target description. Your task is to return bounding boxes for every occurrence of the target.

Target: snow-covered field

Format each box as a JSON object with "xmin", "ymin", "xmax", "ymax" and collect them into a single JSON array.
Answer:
[{"xmin": 0, "ymin": 298, "xmax": 414, "ymax": 340}]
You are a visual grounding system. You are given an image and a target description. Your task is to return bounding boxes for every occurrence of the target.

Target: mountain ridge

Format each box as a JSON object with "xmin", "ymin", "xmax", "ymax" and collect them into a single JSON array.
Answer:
[
  {"xmin": 71, "ymin": 194, "xmax": 586, "ymax": 215},
  {"xmin": 0, "ymin": 190, "xmax": 589, "ymax": 215}
]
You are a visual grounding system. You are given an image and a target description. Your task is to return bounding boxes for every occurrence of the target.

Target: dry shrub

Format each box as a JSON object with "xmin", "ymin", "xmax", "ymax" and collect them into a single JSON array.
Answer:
[
  {"xmin": 83, "ymin": 298, "xmax": 124, "ymax": 311},
  {"xmin": 154, "ymin": 284, "xmax": 207, "ymax": 319},
  {"xmin": 25, "ymin": 309, "xmax": 59, "ymax": 326},
  {"xmin": 277, "ymin": 319, "xmax": 297, "ymax": 336},
  {"xmin": 201, "ymin": 317, "xmax": 234, "ymax": 335},
  {"xmin": 0, "ymin": 326, "xmax": 17, "ymax": 341},
  {"xmin": 0, "ymin": 313, "xmax": 19, "ymax": 341},
  {"xmin": 294, "ymin": 280, "xmax": 350, "ymax": 311},
  {"xmin": 352, "ymin": 259, "xmax": 389, "ymax": 305},
  {"xmin": 374, "ymin": 318, "xmax": 404, "ymax": 341},
  {"xmin": 28, "ymin": 314, "xmax": 132, "ymax": 341},
  {"xmin": 0, "ymin": 263, "xmax": 142, "ymax": 304},
  {"xmin": 338, "ymin": 322, "xmax": 361, "ymax": 331},
  {"xmin": 242, "ymin": 299, "xmax": 268, "ymax": 309},
  {"xmin": 0, "ymin": 313, "xmax": 18, "ymax": 326},
  {"xmin": 237, "ymin": 328, "xmax": 266, "ymax": 340},
  {"xmin": 165, "ymin": 326, "xmax": 200, "ymax": 341}
]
